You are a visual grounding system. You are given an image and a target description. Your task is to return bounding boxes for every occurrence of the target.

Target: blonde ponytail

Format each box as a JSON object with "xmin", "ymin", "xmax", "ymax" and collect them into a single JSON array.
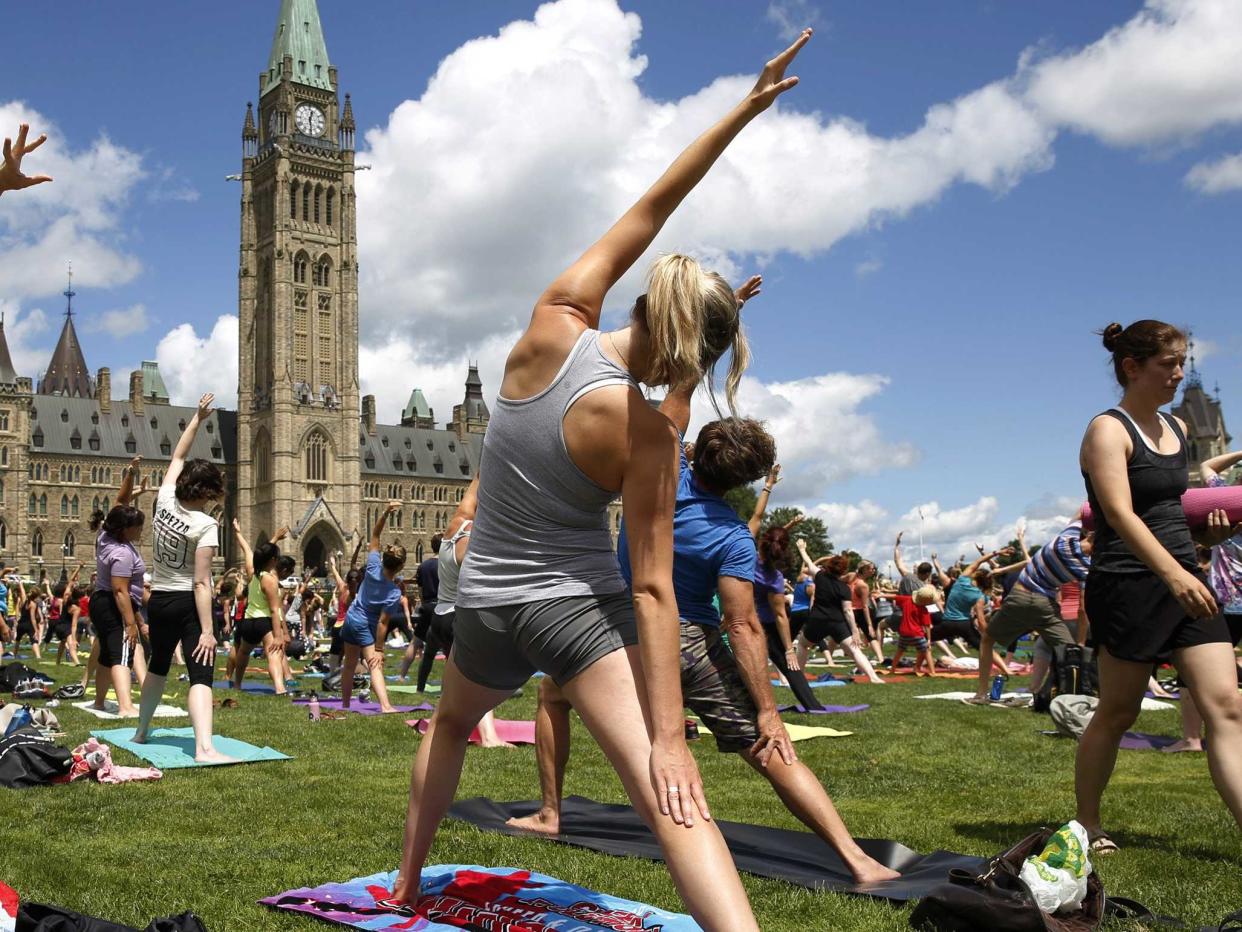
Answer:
[{"xmin": 638, "ymin": 254, "xmax": 749, "ymax": 414}]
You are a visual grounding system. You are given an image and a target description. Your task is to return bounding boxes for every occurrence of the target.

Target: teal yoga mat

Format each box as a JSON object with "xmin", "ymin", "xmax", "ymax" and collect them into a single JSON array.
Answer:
[{"xmin": 91, "ymin": 727, "xmax": 291, "ymax": 769}]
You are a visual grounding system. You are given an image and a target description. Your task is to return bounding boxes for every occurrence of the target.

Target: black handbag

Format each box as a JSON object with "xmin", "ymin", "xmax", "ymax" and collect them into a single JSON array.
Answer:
[
  {"xmin": 1033, "ymin": 645, "xmax": 1099, "ymax": 713},
  {"xmin": 910, "ymin": 828, "xmax": 1104, "ymax": 932}
]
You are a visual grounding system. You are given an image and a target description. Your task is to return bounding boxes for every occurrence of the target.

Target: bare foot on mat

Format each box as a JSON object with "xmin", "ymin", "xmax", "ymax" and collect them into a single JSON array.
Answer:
[{"xmin": 507, "ymin": 809, "xmax": 561, "ymax": 835}]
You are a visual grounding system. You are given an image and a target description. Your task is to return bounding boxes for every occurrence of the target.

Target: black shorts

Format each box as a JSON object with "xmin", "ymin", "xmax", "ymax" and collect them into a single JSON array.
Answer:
[
  {"xmin": 932, "ymin": 618, "xmax": 981, "ymax": 649},
  {"xmin": 90, "ymin": 590, "xmax": 137, "ymax": 669},
  {"xmin": 854, "ymin": 605, "xmax": 880, "ymax": 642},
  {"xmin": 1085, "ymin": 569, "xmax": 1231, "ymax": 665},
  {"xmin": 787, "ymin": 609, "xmax": 809, "ymax": 641},
  {"xmin": 236, "ymin": 616, "xmax": 274, "ymax": 645},
  {"xmin": 148, "ymin": 590, "xmax": 216, "ymax": 687},
  {"xmin": 15, "ymin": 620, "xmax": 37, "ymax": 644},
  {"xmin": 804, "ymin": 609, "xmax": 851, "ymax": 646},
  {"xmin": 413, "ymin": 603, "xmax": 436, "ymax": 641}
]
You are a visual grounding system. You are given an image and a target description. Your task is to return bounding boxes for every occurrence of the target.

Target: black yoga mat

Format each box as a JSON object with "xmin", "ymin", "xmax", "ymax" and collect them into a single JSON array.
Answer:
[{"xmin": 447, "ymin": 795, "xmax": 986, "ymax": 903}]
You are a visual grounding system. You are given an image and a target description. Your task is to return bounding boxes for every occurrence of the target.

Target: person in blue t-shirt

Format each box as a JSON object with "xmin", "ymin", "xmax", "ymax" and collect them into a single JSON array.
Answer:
[
  {"xmin": 509, "ymin": 323, "xmax": 902, "ymax": 884},
  {"xmin": 340, "ymin": 500, "xmax": 405, "ymax": 712}
]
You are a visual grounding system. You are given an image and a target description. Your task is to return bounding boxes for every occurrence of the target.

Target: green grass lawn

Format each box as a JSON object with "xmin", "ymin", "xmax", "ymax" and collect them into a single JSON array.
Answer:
[{"xmin": 6, "ymin": 650, "xmax": 1241, "ymax": 931}]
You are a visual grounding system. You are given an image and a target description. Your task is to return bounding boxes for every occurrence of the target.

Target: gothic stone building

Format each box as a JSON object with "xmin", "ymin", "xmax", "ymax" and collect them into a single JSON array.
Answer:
[{"xmin": 0, "ymin": 0, "xmax": 490, "ymax": 577}]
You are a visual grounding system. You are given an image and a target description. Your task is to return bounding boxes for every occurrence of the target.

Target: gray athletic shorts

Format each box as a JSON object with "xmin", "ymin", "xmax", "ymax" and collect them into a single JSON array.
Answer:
[{"xmin": 453, "ymin": 592, "xmax": 638, "ymax": 691}]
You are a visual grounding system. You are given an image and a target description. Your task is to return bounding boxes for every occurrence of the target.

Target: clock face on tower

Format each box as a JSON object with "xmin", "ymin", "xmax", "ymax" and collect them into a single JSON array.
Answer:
[{"xmin": 295, "ymin": 104, "xmax": 325, "ymax": 138}]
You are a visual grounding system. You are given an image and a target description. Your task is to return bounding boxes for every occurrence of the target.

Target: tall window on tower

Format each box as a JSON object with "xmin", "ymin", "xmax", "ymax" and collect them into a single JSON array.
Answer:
[
  {"xmin": 254, "ymin": 428, "xmax": 272, "ymax": 486},
  {"xmin": 326, "ymin": 187, "xmax": 335, "ymax": 228},
  {"xmin": 294, "ymin": 289, "xmax": 310, "ymax": 381},
  {"xmin": 290, "ymin": 180, "xmax": 298, "ymax": 220},
  {"xmin": 302, "ymin": 184, "xmax": 311, "ymax": 220},
  {"xmin": 305, "ymin": 430, "xmax": 329, "ymax": 485},
  {"xmin": 294, "ymin": 251, "xmax": 309, "ymax": 284}
]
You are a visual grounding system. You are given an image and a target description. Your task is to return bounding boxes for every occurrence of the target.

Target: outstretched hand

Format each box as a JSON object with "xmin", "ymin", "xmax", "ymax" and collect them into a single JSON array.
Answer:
[
  {"xmin": 195, "ymin": 393, "xmax": 215, "ymax": 420},
  {"xmin": 0, "ymin": 124, "xmax": 53, "ymax": 196},
  {"xmin": 747, "ymin": 28, "xmax": 812, "ymax": 112},
  {"xmin": 734, "ymin": 274, "xmax": 763, "ymax": 306}
]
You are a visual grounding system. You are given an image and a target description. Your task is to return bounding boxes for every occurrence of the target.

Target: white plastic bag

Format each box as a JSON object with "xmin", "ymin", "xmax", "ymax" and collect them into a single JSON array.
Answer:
[{"xmin": 1019, "ymin": 820, "xmax": 1092, "ymax": 914}]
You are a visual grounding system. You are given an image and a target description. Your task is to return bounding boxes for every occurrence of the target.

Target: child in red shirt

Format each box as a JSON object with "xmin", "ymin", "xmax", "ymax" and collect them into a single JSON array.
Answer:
[{"xmin": 888, "ymin": 586, "xmax": 937, "ymax": 677}]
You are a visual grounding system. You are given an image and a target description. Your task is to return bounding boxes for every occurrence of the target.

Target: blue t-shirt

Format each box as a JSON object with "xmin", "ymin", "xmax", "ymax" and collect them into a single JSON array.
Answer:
[
  {"xmin": 943, "ymin": 576, "xmax": 984, "ymax": 621},
  {"xmin": 345, "ymin": 551, "xmax": 403, "ymax": 630},
  {"xmin": 0, "ymin": 581, "xmax": 8, "ymax": 616},
  {"xmin": 617, "ymin": 448, "xmax": 756, "ymax": 627},
  {"xmin": 791, "ymin": 578, "xmax": 811, "ymax": 613},
  {"xmin": 753, "ymin": 563, "xmax": 785, "ymax": 625}
]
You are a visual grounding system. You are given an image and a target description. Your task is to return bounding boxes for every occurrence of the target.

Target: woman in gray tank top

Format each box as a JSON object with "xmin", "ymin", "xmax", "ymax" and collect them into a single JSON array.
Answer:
[{"xmin": 388, "ymin": 31, "xmax": 814, "ymax": 928}]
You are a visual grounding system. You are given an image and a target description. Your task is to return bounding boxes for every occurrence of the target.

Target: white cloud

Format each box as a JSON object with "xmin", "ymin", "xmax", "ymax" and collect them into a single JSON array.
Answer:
[
  {"xmin": 899, "ymin": 497, "xmax": 1000, "ymax": 543},
  {"xmin": 766, "ymin": 0, "xmax": 824, "ymax": 41},
  {"xmin": 686, "ymin": 371, "xmax": 919, "ymax": 501},
  {"xmin": 1185, "ymin": 151, "xmax": 1242, "ymax": 194},
  {"xmin": 1022, "ymin": 0, "xmax": 1242, "ymax": 147},
  {"xmin": 854, "ymin": 257, "xmax": 882, "ymax": 278},
  {"xmin": 154, "ymin": 315, "xmax": 239, "ymax": 409},
  {"xmin": 147, "ymin": 167, "xmax": 200, "ymax": 204},
  {"xmin": 0, "ymin": 298, "xmax": 53, "ymax": 381},
  {"xmin": 0, "ymin": 101, "xmax": 145, "ymax": 301},
  {"xmin": 355, "ymin": 0, "xmax": 1057, "ymax": 359},
  {"xmin": 83, "ymin": 303, "xmax": 150, "ymax": 339}
]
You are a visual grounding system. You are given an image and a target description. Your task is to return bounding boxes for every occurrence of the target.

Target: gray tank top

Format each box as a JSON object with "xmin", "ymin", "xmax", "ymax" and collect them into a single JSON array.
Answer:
[
  {"xmin": 434, "ymin": 519, "xmax": 471, "ymax": 615},
  {"xmin": 457, "ymin": 330, "xmax": 637, "ymax": 608}
]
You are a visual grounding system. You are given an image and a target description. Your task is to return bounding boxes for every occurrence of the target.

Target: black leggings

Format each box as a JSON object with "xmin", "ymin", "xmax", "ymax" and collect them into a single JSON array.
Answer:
[
  {"xmin": 418, "ymin": 610, "xmax": 455, "ymax": 692},
  {"xmin": 147, "ymin": 591, "xmax": 215, "ymax": 687},
  {"xmin": 932, "ymin": 618, "xmax": 981, "ymax": 650},
  {"xmin": 763, "ymin": 624, "xmax": 824, "ymax": 711},
  {"xmin": 90, "ymin": 590, "xmax": 136, "ymax": 669}
]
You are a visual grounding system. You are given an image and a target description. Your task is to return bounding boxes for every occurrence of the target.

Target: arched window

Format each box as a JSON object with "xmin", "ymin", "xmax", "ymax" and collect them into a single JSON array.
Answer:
[
  {"xmin": 63, "ymin": 531, "xmax": 75, "ymax": 558},
  {"xmin": 74, "ymin": 466, "xmax": 80, "ymax": 482},
  {"xmin": 0, "ymin": 520, "xmax": 6, "ymax": 550},
  {"xmin": 314, "ymin": 256, "xmax": 332, "ymax": 288},
  {"xmin": 314, "ymin": 184, "xmax": 322, "ymax": 224},
  {"xmin": 293, "ymin": 251, "xmax": 309, "ymax": 284},
  {"xmin": 290, "ymin": 179, "xmax": 299, "ymax": 220},
  {"xmin": 304, "ymin": 430, "xmax": 329, "ymax": 483},
  {"xmin": 302, "ymin": 184, "xmax": 310, "ymax": 220},
  {"xmin": 39, "ymin": 493, "xmax": 47, "ymax": 515},
  {"xmin": 0, "ymin": 446, "xmax": 7, "ymax": 466},
  {"xmin": 326, "ymin": 187, "xmax": 335, "ymax": 228},
  {"xmin": 60, "ymin": 494, "xmax": 68, "ymax": 517},
  {"xmin": 255, "ymin": 429, "xmax": 272, "ymax": 484},
  {"xmin": 92, "ymin": 496, "xmax": 100, "ymax": 513},
  {"xmin": 31, "ymin": 529, "xmax": 43, "ymax": 558},
  {"xmin": 28, "ymin": 494, "xmax": 35, "ymax": 515},
  {"xmin": 71, "ymin": 496, "xmax": 79, "ymax": 518},
  {"xmin": 102, "ymin": 496, "xmax": 110, "ymax": 513}
]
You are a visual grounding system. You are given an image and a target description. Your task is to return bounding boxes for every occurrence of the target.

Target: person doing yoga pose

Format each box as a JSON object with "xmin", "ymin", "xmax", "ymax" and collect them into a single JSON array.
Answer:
[
  {"xmin": 1074, "ymin": 321, "xmax": 1242, "ymax": 852},
  {"xmin": 132, "ymin": 394, "xmax": 232, "ymax": 763},
  {"xmin": 229, "ymin": 522, "xmax": 291, "ymax": 695},
  {"xmin": 509, "ymin": 370, "xmax": 901, "ymax": 885},
  {"xmin": 798, "ymin": 545, "xmax": 884, "ymax": 685},
  {"xmin": 339, "ymin": 502, "xmax": 404, "ymax": 713},
  {"xmin": 391, "ymin": 31, "xmax": 814, "ymax": 927}
]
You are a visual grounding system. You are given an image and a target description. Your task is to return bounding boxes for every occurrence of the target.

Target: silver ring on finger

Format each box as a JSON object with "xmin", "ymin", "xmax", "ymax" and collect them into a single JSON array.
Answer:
[{"xmin": 667, "ymin": 786, "xmax": 680, "ymax": 795}]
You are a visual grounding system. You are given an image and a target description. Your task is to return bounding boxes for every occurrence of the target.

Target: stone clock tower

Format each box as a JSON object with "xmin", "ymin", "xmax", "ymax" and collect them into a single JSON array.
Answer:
[{"xmin": 236, "ymin": 0, "xmax": 360, "ymax": 561}]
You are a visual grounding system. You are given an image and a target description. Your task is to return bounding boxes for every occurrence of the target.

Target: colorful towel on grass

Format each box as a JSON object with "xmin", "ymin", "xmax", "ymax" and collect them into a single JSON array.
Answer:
[
  {"xmin": 90, "ymin": 727, "xmax": 290, "ymax": 769},
  {"xmin": 71, "ymin": 700, "xmax": 185, "ymax": 720},
  {"xmin": 293, "ymin": 698, "xmax": 432, "ymax": 716},
  {"xmin": 211, "ymin": 680, "xmax": 278, "ymax": 694},
  {"xmin": 697, "ymin": 720, "xmax": 851, "ymax": 742},
  {"xmin": 770, "ymin": 675, "xmax": 847, "ymax": 689},
  {"xmin": 407, "ymin": 718, "xmax": 536, "ymax": 746},
  {"xmin": 387, "ymin": 684, "xmax": 443, "ymax": 696},
  {"xmin": 779, "ymin": 703, "xmax": 869, "ymax": 715},
  {"xmin": 261, "ymin": 865, "xmax": 700, "ymax": 931}
]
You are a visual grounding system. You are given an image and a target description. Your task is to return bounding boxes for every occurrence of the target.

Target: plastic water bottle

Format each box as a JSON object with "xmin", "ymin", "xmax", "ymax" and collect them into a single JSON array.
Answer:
[
  {"xmin": 989, "ymin": 675, "xmax": 1005, "ymax": 701},
  {"xmin": 308, "ymin": 694, "xmax": 321, "ymax": 722}
]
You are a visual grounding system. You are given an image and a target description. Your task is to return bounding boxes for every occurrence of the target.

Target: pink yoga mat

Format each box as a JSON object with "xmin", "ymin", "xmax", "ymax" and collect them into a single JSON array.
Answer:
[
  {"xmin": 407, "ymin": 718, "xmax": 536, "ymax": 745},
  {"xmin": 1082, "ymin": 485, "xmax": 1242, "ymax": 531},
  {"xmin": 293, "ymin": 698, "xmax": 433, "ymax": 715}
]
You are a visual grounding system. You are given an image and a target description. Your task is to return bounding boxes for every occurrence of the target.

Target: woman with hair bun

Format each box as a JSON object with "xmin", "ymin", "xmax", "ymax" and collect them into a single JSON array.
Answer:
[
  {"xmin": 391, "ymin": 30, "xmax": 814, "ymax": 925},
  {"xmin": 1076, "ymin": 320, "xmax": 1242, "ymax": 851},
  {"xmin": 89, "ymin": 503, "xmax": 146, "ymax": 716},
  {"xmin": 340, "ymin": 500, "xmax": 405, "ymax": 713},
  {"xmin": 132, "ymin": 394, "xmax": 231, "ymax": 763},
  {"xmin": 797, "ymin": 545, "xmax": 885, "ymax": 684}
]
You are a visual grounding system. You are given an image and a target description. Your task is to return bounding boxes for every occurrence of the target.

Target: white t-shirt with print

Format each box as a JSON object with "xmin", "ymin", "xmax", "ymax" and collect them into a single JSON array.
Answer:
[{"xmin": 151, "ymin": 485, "xmax": 219, "ymax": 592}]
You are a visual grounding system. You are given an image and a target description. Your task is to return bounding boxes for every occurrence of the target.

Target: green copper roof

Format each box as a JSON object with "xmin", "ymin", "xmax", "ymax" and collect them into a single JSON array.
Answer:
[
  {"xmin": 263, "ymin": 0, "xmax": 332, "ymax": 94},
  {"xmin": 403, "ymin": 389, "xmax": 432, "ymax": 421},
  {"xmin": 141, "ymin": 360, "xmax": 170, "ymax": 402}
]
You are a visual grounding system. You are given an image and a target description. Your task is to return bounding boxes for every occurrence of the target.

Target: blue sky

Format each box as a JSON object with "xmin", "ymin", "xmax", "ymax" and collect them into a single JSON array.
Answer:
[{"xmin": 3, "ymin": 0, "xmax": 1241, "ymax": 565}]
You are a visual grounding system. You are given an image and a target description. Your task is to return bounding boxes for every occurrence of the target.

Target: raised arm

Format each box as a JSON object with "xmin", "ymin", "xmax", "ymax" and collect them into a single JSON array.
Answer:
[
  {"xmin": 1200, "ymin": 449, "xmax": 1242, "ymax": 484},
  {"xmin": 929, "ymin": 554, "xmax": 952, "ymax": 588},
  {"xmin": 66, "ymin": 561, "xmax": 84, "ymax": 591},
  {"xmin": 371, "ymin": 501, "xmax": 400, "ymax": 552},
  {"xmin": 232, "ymin": 519, "xmax": 254, "ymax": 577},
  {"xmin": 0, "ymin": 123, "xmax": 53, "ymax": 197},
  {"xmin": 164, "ymin": 393, "xmax": 214, "ymax": 489},
  {"xmin": 349, "ymin": 531, "xmax": 364, "ymax": 570},
  {"xmin": 327, "ymin": 553, "xmax": 348, "ymax": 603},
  {"xmin": 117, "ymin": 456, "xmax": 142, "ymax": 506},
  {"xmin": 964, "ymin": 547, "xmax": 1013, "ymax": 578},
  {"xmin": 893, "ymin": 532, "xmax": 911, "ymax": 579},
  {"xmin": 749, "ymin": 463, "xmax": 781, "ymax": 539},
  {"xmin": 270, "ymin": 525, "xmax": 290, "ymax": 546},
  {"xmin": 535, "ymin": 34, "xmax": 810, "ymax": 327}
]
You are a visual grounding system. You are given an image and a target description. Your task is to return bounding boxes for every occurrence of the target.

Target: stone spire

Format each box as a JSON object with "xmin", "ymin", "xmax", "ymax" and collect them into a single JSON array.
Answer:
[
  {"xmin": 452, "ymin": 363, "xmax": 489, "ymax": 438},
  {"xmin": 38, "ymin": 268, "xmax": 93, "ymax": 398},
  {"xmin": 339, "ymin": 92, "xmax": 355, "ymax": 150},
  {"xmin": 263, "ymin": 0, "xmax": 332, "ymax": 94},
  {"xmin": 0, "ymin": 314, "xmax": 19, "ymax": 386},
  {"xmin": 242, "ymin": 101, "xmax": 258, "ymax": 158}
]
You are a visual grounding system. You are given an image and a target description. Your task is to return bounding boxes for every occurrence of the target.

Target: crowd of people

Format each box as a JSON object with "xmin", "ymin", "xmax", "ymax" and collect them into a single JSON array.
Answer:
[{"xmin": 4, "ymin": 26, "xmax": 1242, "ymax": 928}]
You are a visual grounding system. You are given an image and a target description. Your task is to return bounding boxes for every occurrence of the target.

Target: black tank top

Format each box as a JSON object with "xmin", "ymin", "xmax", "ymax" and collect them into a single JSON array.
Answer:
[{"xmin": 1083, "ymin": 409, "xmax": 1195, "ymax": 574}]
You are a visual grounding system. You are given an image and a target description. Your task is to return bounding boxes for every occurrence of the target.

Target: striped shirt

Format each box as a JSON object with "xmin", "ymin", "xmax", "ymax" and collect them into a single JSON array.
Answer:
[{"xmin": 1017, "ymin": 521, "xmax": 1090, "ymax": 598}]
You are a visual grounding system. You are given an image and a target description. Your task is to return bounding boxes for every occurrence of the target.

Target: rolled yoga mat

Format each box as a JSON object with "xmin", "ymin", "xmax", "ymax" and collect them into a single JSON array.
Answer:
[
  {"xmin": 1081, "ymin": 484, "xmax": 1242, "ymax": 531},
  {"xmin": 449, "ymin": 795, "xmax": 986, "ymax": 902}
]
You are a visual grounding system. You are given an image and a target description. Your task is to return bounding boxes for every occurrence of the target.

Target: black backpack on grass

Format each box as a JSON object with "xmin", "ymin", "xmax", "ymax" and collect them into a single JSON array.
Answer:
[{"xmin": 1033, "ymin": 645, "xmax": 1098, "ymax": 714}]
